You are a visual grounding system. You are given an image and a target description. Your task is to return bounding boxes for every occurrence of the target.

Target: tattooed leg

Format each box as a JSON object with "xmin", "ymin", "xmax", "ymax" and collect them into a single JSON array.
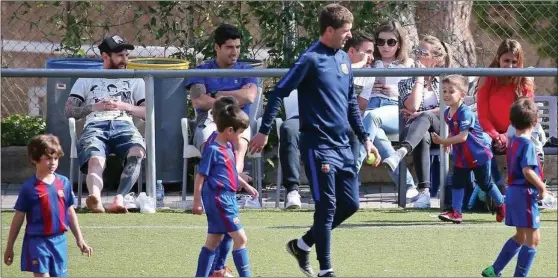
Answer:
[{"xmin": 116, "ymin": 147, "xmax": 145, "ymax": 196}]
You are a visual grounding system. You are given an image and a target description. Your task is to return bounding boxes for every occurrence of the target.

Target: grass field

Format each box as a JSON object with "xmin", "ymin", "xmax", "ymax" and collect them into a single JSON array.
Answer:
[{"xmin": 1, "ymin": 209, "xmax": 557, "ymax": 277}]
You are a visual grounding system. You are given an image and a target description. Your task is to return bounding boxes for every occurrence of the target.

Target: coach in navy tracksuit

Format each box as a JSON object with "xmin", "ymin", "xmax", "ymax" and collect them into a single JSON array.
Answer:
[{"xmin": 249, "ymin": 4, "xmax": 380, "ymax": 277}]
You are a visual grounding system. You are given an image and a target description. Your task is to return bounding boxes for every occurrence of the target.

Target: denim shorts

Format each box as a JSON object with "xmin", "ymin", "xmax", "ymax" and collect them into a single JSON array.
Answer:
[{"xmin": 77, "ymin": 120, "xmax": 145, "ymax": 174}]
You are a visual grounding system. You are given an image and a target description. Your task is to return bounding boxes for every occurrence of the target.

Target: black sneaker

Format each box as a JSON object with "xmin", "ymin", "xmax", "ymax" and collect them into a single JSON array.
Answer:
[
  {"xmin": 285, "ymin": 239, "xmax": 315, "ymax": 277},
  {"xmin": 318, "ymin": 271, "xmax": 336, "ymax": 277}
]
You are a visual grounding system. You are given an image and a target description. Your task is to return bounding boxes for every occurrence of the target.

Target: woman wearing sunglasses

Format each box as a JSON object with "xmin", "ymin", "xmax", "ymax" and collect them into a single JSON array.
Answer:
[
  {"xmin": 355, "ymin": 20, "xmax": 418, "ymax": 199},
  {"xmin": 382, "ymin": 35, "xmax": 452, "ymax": 209}
]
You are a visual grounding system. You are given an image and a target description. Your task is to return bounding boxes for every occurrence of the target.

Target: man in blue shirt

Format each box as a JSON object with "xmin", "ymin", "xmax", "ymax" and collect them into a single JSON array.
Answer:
[
  {"xmin": 186, "ymin": 24, "xmax": 259, "ymax": 174},
  {"xmin": 249, "ymin": 4, "xmax": 380, "ymax": 277}
]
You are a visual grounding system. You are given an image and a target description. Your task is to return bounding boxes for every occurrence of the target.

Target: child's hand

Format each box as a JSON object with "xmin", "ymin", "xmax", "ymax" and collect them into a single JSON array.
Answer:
[
  {"xmin": 538, "ymin": 189, "xmax": 547, "ymax": 201},
  {"xmin": 243, "ymin": 184, "xmax": 259, "ymax": 199},
  {"xmin": 192, "ymin": 199, "xmax": 203, "ymax": 215},
  {"xmin": 4, "ymin": 248, "xmax": 14, "ymax": 265},
  {"xmin": 77, "ymin": 240, "xmax": 93, "ymax": 257},
  {"xmin": 431, "ymin": 132, "xmax": 443, "ymax": 145},
  {"xmin": 444, "ymin": 145, "xmax": 452, "ymax": 153}
]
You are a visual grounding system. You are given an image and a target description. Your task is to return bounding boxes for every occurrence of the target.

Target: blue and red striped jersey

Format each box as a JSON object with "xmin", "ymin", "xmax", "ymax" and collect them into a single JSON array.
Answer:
[
  {"xmin": 506, "ymin": 135, "xmax": 544, "ymax": 187},
  {"xmin": 198, "ymin": 140, "xmax": 238, "ymax": 192},
  {"xmin": 14, "ymin": 173, "xmax": 74, "ymax": 236},
  {"xmin": 445, "ymin": 103, "xmax": 492, "ymax": 168}
]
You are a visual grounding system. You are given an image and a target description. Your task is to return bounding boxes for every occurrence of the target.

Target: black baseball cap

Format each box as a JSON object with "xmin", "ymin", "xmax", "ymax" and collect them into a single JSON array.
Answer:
[{"xmin": 98, "ymin": 35, "xmax": 135, "ymax": 54}]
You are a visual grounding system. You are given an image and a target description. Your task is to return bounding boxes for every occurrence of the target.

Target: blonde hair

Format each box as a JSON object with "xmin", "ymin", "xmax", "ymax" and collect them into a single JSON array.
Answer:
[
  {"xmin": 442, "ymin": 74, "xmax": 469, "ymax": 95},
  {"xmin": 374, "ymin": 20, "xmax": 410, "ymax": 64},
  {"xmin": 489, "ymin": 39, "xmax": 534, "ymax": 98},
  {"xmin": 422, "ymin": 35, "xmax": 452, "ymax": 68}
]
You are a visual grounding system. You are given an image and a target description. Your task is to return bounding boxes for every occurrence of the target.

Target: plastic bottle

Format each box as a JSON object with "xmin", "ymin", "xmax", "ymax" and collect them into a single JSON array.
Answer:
[{"xmin": 156, "ymin": 180, "xmax": 165, "ymax": 208}]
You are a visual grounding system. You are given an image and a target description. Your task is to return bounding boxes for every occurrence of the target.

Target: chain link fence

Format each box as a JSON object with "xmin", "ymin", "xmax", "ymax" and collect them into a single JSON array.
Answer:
[{"xmin": 2, "ymin": 1, "xmax": 557, "ymax": 118}]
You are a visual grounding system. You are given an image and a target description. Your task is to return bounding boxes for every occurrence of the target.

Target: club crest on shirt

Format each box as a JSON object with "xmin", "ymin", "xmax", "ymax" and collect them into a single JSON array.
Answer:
[
  {"xmin": 58, "ymin": 190, "xmax": 64, "ymax": 198},
  {"xmin": 233, "ymin": 217, "xmax": 241, "ymax": 224},
  {"xmin": 535, "ymin": 216, "xmax": 540, "ymax": 223},
  {"xmin": 321, "ymin": 164, "xmax": 330, "ymax": 173},
  {"xmin": 341, "ymin": 63, "xmax": 349, "ymax": 74},
  {"xmin": 32, "ymin": 260, "xmax": 38, "ymax": 266}
]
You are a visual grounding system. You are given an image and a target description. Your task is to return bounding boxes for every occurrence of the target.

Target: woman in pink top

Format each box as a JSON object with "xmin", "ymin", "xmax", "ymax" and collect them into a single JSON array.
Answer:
[{"xmin": 476, "ymin": 39, "xmax": 535, "ymax": 186}]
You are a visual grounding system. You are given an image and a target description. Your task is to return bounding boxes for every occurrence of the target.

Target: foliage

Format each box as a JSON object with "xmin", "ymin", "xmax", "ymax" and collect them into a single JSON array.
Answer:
[{"xmin": 1, "ymin": 114, "xmax": 46, "ymax": 147}]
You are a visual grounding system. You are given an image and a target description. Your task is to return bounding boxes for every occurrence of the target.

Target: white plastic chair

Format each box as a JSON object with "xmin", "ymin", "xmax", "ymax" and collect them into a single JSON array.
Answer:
[{"xmin": 68, "ymin": 117, "xmax": 145, "ymax": 208}]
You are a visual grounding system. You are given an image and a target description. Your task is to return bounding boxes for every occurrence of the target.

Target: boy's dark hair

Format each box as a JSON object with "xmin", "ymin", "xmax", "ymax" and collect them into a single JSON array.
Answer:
[
  {"xmin": 215, "ymin": 104, "xmax": 249, "ymax": 132},
  {"xmin": 212, "ymin": 96, "xmax": 238, "ymax": 125},
  {"xmin": 343, "ymin": 30, "xmax": 374, "ymax": 52},
  {"xmin": 27, "ymin": 134, "xmax": 64, "ymax": 163},
  {"xmin": 214, "ymin": 24, "xmax": 242, "ymax": 46},
  {"xmin": 319, "ymin": 4, "xmax": 353, "ymax": 34},
  {"xmin": 509, "ymin": 97, "xmax": 538, "ymax": 130}
]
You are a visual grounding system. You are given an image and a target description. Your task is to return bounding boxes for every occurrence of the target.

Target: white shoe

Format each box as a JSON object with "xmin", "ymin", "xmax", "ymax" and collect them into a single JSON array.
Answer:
[
  {"xmin": 406, "ymin": 187, "xmax": 419, "ymax": 199},
  {"xmin": 123, "ymin": 193, "xmax": 138, "ymax": 209},
  {"xmin": 413, "ymin": 190, "xmax": 431, "ymax": 209},
  {"xmin": 285, "ymin": 190, "xmax": 302, "ymax": 209},
  {"xmin": 383, "ymin": 148, "xmax": 407, "ymax": 171}
]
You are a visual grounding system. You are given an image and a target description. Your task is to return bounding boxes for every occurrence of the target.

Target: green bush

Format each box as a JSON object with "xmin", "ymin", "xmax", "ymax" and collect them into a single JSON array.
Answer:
[{"xmin": 1, "ymin": 114, "xmax": 46, "ymax": 147}]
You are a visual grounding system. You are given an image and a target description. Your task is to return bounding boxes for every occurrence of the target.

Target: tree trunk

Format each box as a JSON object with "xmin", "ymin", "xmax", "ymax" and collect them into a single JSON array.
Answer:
[
  {"xmin": 396, "ymin": 2, "xmax": 419, "ymax": 49},
  {"xmin": 415, "ymin": 1, "xmax": 477, "ymax": 67}
]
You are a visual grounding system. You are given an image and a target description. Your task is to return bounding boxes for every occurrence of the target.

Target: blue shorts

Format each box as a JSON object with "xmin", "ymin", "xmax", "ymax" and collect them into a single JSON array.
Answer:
[
  {"xmin": 78, "ymin": 120, "xmax": 145, "ymax": 174},
  {"xmin": 203, "ymin": 188, "xmax": 242, "ymax": 234},
  {"xmin": 505, "ymin": 186, "xmax": 541, "ymax": 229},
  {"xmin": 21, "ymin": 233, "xmax": 68, "ymax": 276}
]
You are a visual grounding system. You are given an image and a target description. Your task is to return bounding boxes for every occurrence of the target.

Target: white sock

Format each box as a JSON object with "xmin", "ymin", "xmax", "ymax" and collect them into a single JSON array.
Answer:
[
  {"xmin": 319, "ymin": 269, "xmax": 333, "ymax": 276},
  {"xmin": 297, "ymin": 238, "xmax": 311, "ymax": 251},
  {"xmin": 397, "ymin": 147, "xmax": 408, "ymax": 157}
]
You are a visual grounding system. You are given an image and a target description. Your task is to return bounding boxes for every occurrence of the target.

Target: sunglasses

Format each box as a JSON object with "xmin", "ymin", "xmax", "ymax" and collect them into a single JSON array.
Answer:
[
  {"xmin": 414, "ymin": 48, "xmax": 430, "ymax": 56},
  {"xmin": 376, "ymin": 38, "xmax": 398, "ymax": 47}
]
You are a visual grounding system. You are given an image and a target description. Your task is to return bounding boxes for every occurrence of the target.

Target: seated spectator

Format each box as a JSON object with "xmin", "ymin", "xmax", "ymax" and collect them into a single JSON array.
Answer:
[
  {"xmin": 65, "ymin": 35, "xmax": 146, "ymax": 213},
  {"xmin": 354, "ymin": 21, "xmax": 417, "ymax": 198},
  {"xmin": 476, "ymin": 39, "xmax": 535, "ymax": 189},
  {"xmin": 277, "ymin": 30, "xmax": 371, "ymax": 209},
  {"xmin": 382, "ymin": 35, "xmax": 452, "ymax": 208},
  {"xmin": 186, "ymin": 23, "xmax": 258, "ymax": 177}
]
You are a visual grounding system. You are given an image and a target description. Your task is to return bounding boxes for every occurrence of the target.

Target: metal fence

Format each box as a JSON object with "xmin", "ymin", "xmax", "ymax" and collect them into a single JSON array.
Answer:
[
  {"xmin": 2, "ymin": 1, "xmax": 557, "ymax": 118},
  {"xmin": 2, "ymin": 67, "xmax": 556, "ymax": 210}
]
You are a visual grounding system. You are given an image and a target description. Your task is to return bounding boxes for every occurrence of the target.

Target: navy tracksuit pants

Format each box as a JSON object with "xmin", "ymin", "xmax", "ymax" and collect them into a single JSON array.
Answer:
[{"xmin": 300, "ymin": 143, "xmax": 360, "ymax": 270}]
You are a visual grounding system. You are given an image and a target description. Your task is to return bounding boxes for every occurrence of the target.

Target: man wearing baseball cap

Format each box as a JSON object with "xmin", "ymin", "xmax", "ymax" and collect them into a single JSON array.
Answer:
[{"xmin": 64, "ymin": 35, "xmax": 146, "ymax": 213}]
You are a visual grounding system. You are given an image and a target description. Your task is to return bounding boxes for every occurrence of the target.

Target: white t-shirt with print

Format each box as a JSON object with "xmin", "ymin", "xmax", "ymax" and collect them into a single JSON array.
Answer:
[{"xmin": 69, "ymin": 78, "xmax": 145, "ymax": 127}]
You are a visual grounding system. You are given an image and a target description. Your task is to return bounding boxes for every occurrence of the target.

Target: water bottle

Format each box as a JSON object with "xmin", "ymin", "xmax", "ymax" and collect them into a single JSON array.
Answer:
[{"xmin": 156, "ymin": 180, "xmax": 165, "ymax": 208}]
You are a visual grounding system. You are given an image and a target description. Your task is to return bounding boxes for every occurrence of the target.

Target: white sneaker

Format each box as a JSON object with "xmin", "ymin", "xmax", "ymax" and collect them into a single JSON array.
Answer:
[
  {"xmin": 413, "ymin": 190, "xmax": 431, "ymax": 209},
  {"xmin": 285, "ymin": 190, "xmax": 302, "ymax": 209},
  {"xmin": 123, "ymin": 193, "xmax": 138, "ymax": 209},
  {"xmin": 383, "ymin": 148, "xmax": 408, "ymax": 171},
  {"xmin": 406, "ymin": 187, "xmax": 419, "ymax": 199}
]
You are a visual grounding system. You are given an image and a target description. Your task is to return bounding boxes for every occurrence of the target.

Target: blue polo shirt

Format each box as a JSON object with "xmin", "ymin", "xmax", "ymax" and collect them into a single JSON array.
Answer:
[
  {"xmin": 185, "ymin": 59, "xmax": 259, "ymax": 116},
  {"xmin": 259, "ymin": 41, "xmax": 368, "ymax": 149}
]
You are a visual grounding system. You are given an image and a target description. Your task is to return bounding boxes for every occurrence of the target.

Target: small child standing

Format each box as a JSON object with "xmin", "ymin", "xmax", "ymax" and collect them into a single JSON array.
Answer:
[
  {"xmin": 205, "ymin": 97, "xmax": 258, "ymax": 277},
  {"xmin": 482, "ymin": 97, "xmax": 547, "ymax": 277},
  {"xmin": 3, "ymin": 134, "xmax": 92, "ymax": 277},
  {"xmin": 432, "ymin": 75, "xmax": 506, "ymax": 224},
  {"xmin": 193, "ymin": 103, "xmax": 252, "ymax": 277}
]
